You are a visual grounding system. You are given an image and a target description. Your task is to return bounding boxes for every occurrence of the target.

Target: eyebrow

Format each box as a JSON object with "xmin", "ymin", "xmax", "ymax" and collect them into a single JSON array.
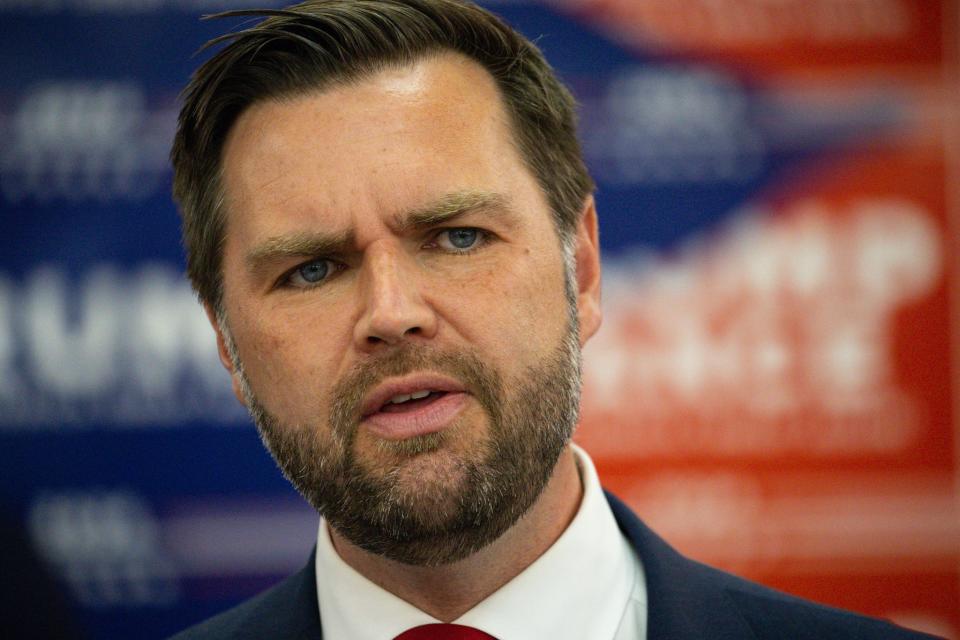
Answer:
[
  {"xmin": 245, "ymin": 229, "xmax": 354, "ymax": 277},
  {"xmin": 396, "ymin": 190, "xmax": 514, "ymax": 231},
  {"xmin": 244, "ymin": 190, "xmax": 515, "ymax": 276}
]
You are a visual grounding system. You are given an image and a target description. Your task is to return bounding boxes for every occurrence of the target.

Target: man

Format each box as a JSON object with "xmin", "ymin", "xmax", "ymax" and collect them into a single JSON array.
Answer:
[{"xmin": 169, "ymin": 1, "xmax": 939, "ymax": 638}]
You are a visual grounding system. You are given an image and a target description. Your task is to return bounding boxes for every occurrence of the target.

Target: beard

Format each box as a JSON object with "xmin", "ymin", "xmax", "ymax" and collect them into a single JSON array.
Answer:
[{"xmin": 226, "ymin": 306, "xmax": 582, "ymax": 567}]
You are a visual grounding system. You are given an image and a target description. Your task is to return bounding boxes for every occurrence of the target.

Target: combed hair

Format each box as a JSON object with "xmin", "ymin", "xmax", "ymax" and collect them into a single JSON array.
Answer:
[{"xmin": 171, "ymin": 0, "xmax": 594, "ymax": 309}]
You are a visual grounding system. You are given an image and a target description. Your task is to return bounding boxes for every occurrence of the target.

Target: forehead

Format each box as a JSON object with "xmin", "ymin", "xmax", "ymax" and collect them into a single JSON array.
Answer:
[{"xmin": 219, "ymin": 53, "xmax": 537, "ymax": 239}]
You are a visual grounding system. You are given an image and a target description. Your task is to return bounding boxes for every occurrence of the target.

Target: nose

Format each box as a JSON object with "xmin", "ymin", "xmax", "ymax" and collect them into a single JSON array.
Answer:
[{"xmin": 353, "ymin": 242, "xmax": 438, "ymax": 350}]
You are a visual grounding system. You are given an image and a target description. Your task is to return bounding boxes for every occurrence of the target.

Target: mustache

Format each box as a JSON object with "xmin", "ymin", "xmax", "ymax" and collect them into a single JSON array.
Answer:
[{"xmin": 327, "ymin": 344, "xmax": 503, "ymax": 435}]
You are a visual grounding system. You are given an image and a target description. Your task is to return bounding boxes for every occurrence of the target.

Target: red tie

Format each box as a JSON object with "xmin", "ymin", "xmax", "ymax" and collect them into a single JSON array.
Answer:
[{"xmin": 393, "ymin": 623, "xmax": 497, "ymax": 639}]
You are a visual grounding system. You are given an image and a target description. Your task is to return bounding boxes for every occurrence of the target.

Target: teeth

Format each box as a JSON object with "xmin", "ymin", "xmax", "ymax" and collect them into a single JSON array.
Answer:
[{"xmin": 388, "ymin": 390, "xmax": 431, "ymax": 405}]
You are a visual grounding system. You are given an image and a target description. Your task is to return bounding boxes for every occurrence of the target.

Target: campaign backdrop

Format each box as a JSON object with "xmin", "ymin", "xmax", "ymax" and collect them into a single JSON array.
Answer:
[{"xmin": 1, "ymin": 1, "xmax": 957, "ymax": 638}]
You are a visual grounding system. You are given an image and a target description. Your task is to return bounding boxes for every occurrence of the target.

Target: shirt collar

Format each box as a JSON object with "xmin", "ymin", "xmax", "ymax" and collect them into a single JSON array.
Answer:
[{"xmin": 315, "ymin": 443, "xmax": 637, "ymax": 640}]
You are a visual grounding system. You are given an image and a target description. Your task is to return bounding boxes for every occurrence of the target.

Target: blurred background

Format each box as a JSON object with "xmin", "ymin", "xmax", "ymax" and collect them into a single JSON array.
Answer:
[{"xmin": 1, "ymin": 0, "xmax": 957, "ymax": 638}]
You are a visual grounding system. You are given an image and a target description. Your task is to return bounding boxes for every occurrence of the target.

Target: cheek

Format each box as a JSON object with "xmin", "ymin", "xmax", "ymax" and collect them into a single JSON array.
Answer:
[
  {"xmin": 458, "ymin": 250, "xmax": 570, "ymax": 372},
  {"xmin": 230, "ymin": 305, "xmax": 345, "ymax": 419}
]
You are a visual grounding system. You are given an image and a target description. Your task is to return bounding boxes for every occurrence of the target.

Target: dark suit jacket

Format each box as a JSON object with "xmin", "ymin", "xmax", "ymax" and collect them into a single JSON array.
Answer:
[{"xmin": 170, "ymin": 492, "xmax": 942, "ymax": 639}]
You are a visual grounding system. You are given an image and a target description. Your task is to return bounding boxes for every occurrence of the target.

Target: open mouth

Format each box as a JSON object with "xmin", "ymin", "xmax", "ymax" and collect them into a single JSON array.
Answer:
[
  {"xmin": 377, "ymin": 390, "xmax": 448, "ymax": 414},
  {"xmin": 359, "ymin": 375, "xmax": 468, "ymax": 440}
]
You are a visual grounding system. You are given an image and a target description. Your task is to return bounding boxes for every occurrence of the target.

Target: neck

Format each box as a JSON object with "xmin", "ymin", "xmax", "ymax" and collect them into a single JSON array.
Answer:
[{"xmin": 327, "ymin": 445, "xmax": 583, "ymax": 621}]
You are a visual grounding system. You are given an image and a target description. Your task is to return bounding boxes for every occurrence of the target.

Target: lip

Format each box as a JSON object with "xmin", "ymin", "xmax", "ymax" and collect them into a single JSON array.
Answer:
[
  {"xmin": 359, "ymin": 373, "xmax": 469, "ymax": 441},
  {"xmin": 360, "ymin": 373, "xmax": 466, "ymax": 417}
]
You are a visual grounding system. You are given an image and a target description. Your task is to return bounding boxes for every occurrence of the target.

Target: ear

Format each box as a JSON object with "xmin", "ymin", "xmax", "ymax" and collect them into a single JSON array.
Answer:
[
  {"xmin": 203, "ymin": 303, "xmax": 248, "ymax": 407},
  {"xmin": 573, "ymin": 196, "xmax": 602, "ymax": 345}
]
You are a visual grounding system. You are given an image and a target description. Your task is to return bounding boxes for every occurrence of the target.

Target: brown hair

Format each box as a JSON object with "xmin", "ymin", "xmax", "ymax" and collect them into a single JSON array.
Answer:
[{"xmin": 171, "ymin": 0, "xmax": 594, "ymax": 309}]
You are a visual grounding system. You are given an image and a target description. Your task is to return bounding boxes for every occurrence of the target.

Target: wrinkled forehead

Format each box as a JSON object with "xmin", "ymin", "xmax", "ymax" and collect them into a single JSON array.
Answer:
[{"xmin": 217, "ymin": 53, "xmax": 550, "ymax": 254}]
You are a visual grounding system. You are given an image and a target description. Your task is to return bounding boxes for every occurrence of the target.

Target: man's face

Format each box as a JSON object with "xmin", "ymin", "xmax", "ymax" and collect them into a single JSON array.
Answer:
[{"xmin": 214, "ymin": 53, "xmax": 601, "ymax": 565}]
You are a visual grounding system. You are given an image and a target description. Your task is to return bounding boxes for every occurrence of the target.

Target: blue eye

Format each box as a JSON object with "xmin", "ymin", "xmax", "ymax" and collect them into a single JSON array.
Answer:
[
  {"xmin": 299, "ymin": 260, "xmax": 329, "ymax": 282},
  {"xmin": 288, "ymin": 259, "xmax": 332, "ymax": 287},
  {"xmin": 439, "ymin": 228, "xmax": 481, "ymax": 251}
]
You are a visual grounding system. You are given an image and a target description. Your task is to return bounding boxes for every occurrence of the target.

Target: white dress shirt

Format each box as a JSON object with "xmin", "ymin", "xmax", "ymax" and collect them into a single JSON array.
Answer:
[{"xmin": 315, "ymin": 444, "xmax": 647, "ymax": 639}]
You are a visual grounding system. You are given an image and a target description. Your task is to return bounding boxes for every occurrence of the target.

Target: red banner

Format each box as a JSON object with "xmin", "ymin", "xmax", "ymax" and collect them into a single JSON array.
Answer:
[{"xmin": 568, "ymin": 0, "xmax": 960, "ymax": 636}]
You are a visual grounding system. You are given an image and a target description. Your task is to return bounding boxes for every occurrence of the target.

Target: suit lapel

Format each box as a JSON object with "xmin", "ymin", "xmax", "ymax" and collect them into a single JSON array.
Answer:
[
  {"xmin": 261, "ymin": 548, "xmax": 325, "ymax": 639},
  {"xmin": 605, "ymin": 491, "xmax": 759, "ymax": 640}
]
